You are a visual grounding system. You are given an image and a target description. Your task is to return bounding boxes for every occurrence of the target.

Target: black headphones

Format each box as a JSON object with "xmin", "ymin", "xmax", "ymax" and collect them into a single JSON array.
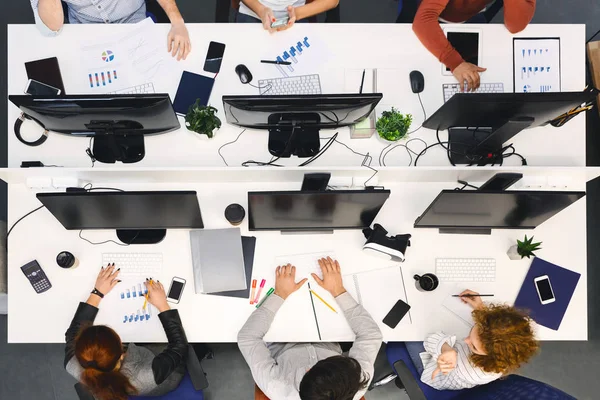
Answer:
[{"xmin": 14, "ymin": 113, "xmax": 48, "ymax": 147}]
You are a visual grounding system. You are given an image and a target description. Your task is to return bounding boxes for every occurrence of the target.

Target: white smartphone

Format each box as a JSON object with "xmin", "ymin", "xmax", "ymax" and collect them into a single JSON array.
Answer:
[
  {"xmin": 534, "ymin": 275, "xmax": 556, "ymax": 305},
  {"xmin": 271, "ymin": 17, "xmax": 289, "ymax": 29},
  {"xmin": 24, "ymin": 79, "xmax": 61, "ymax": 96},
  {"xmin": 167, "ymin": 277, "xmax": 186, "ymax": 304},
  {"xmin": 442, "ymin": 28, "xmax": 483, "ymax": 76}
]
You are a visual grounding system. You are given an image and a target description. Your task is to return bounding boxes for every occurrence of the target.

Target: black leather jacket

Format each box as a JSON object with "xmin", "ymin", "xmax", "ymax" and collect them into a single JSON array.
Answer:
[{"xmin": 64, "ymin": 302, "xmax": 189, "ymax": 385}]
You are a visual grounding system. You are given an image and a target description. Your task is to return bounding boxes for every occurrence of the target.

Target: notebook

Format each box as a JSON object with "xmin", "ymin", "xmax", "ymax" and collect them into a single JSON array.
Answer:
[
  {"xmin": 173, "ymin": 71, "xmax": 215, "ymax": 115},
  {"xmin": 514, "ymin": 257, "xmax": 580, "ymax": 331},
  {"xmin": 210, "ymin": 236, "xmax": 256, "ymax": 299},
  {"xmin": 190, "ymin": 228, "xmax": 247, "ymax": 294}
]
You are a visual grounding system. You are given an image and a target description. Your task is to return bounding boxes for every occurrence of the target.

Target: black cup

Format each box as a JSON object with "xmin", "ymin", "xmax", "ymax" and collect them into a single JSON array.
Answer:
[
  {"xmin": 414, "ymin": 273, "xmax": 439, "ymax": 292},
  {"xmin": 225, "ymin": 203, "xmax": 246, "ymax": 226},
  {"xmin": 57, "ymin": 251, "xmax": 78, "ymax": 269}
]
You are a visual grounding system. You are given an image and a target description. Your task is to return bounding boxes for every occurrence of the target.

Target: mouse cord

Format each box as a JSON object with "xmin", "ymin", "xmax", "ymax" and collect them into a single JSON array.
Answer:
[{"xmin": 7, "ymin": 205, "xmax": 45, "ymax": 239}]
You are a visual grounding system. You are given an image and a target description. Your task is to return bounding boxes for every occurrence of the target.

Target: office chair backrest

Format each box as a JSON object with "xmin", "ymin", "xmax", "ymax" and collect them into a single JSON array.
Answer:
[{"xmin": 455, "ymin": 375, "xmax": 576, "ymax": 400}]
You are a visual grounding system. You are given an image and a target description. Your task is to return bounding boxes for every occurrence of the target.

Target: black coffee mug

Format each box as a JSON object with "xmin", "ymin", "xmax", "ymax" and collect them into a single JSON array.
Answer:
[
  {"xmin": 57, "ymin": 251, "xmax": 78, "ymax": 269},
  {"xmin": 414, "ymin": 273, "xmax": 439, "ymax": 292}
]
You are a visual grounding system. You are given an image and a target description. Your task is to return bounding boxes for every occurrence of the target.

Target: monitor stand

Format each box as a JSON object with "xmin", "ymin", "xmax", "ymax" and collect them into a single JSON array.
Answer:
[
  {"xmin": 447, "ymin": 117, "xmax": 534, "ymax": 165},
  {"xmin": 87, "ymin": 120, "xmax": 146, "ymax": 164},
  {"xmin": 268, "ymin": 113, "xmax": 321, "ymax": 158},
  {"xmin": 117, "ymin": 229, "xmax": 166, "ymax": 245},
  {"xmin": 439, "ymin": 227, "xmax": 491, "ymax": 235}
]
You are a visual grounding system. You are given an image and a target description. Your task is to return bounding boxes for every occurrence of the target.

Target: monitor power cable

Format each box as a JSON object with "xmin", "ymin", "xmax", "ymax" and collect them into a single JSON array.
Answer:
[{"xmin": 7, "ymin": 205, "xmax": 45, "ymax": 239}]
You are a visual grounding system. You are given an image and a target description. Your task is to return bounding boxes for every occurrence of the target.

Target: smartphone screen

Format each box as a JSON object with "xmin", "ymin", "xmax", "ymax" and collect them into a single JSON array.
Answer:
[
  {"xmin": 168, "ymin": 279, "xmax": 185, "ymax": 300},
  {"xmin": 536, "ymin": 278, "xmax": 554, "ymax": 301},
  {"xmin": 204, "ymin": 42, "xmax": 226, "ymax": 74},
  {"xmin": 382, "ymin": 299, "xmax": 411, "ymax": 329},
  {"xmin": 25, "ymin": 57, "xmax": 66, "ymax": 94},
  {"xmin": 446, "ymin": 32, "xmax": 480, "ymax": 71},
  {"xmin": 26, "ymin": 80, "xmax": 61, "ymax": 96}
]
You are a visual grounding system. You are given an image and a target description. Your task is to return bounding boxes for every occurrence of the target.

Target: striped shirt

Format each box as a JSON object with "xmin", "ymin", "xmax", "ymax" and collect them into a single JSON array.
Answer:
[
  {"xmin": 418, "ymin": 332, "xmax": 501, "ymax": 390},
  {"xmin": 30, "ymin": 0, "xmax": 146, "ymax": 36}
]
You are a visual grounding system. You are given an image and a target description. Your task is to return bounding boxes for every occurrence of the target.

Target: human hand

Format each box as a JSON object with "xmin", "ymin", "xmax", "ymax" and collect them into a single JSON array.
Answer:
[
  {"xmin": 145, "ymin": 279, "xmax": 170, "ymax": 313},
  {"xmin": 167, "ymin": 20, "xmax": 191, "ymax": 61},
  {"xmin": 93, "ymin": 263, "xmax": 121, "ymax": 296},
  {"xmin": 274, "ymin": 264, "xmax": 307, "ymax": 300},
  {"xmin": 274, "ymin": 6, "xmax": 297, "ymax": 32},
  {"xmin": 459, "ymin": 289, "xmax": 485, "ymax": 310},
  {"xmin": 312, "ymin": 257, "xmax": 346, "ymax": 298},
  {"xmin": 452, "ymin": 62, "xmax": 487, "ymax": 92},
  {"xmin": 432, "ymin": 347, "xmax": 458, "ymax": 379},
  {"xmin": 258, "ymin": 6, "xmax": 277, "ymax": 33}
]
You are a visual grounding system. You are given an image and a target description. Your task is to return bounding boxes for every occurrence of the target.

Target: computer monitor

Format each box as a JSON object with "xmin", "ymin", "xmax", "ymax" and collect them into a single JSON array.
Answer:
[
  {"xmin": 414, "ymin": 189, "xmax": 585, "ymax": 235},
  {"xmin": 422, "ymin": 88, "xmax": 598, "ymax": 164},
  {"xmin": 9, "ymin": 94, "xmax": 180, "ymax": 163},
  {"xmin": 222, "ymin": 93, "xmax": 383, "ymax": 158},
  {"xmin": 248, "ymin": 189, "xmax": 390, "ymax": 232},
  {"xmin": 36, "ymin": 191, "xmax": 203, "ymax": 244}
]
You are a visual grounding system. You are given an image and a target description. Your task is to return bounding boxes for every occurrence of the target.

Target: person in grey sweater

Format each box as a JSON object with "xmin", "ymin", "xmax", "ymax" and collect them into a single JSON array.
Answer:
[
  {"xmin": 238, "ymin": 257, "xmax": 383, "ymax": 400},
  {"xmin": 64, "ymin": 264, "xmax": 188, "ymax": 400}
]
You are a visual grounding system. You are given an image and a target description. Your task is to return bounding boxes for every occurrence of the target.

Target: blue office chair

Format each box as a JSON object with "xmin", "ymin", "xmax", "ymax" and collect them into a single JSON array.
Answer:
[
  {"xmin": 377, "ymin": 342, "xmax": 576, "ymax": 400},
  {"xmin": 396, "ymin": 0, "xmax": 504, "ymax": 24},
  {"xmin": 61, "ymin": 0, "xmax": 170, "ymax": 24}
]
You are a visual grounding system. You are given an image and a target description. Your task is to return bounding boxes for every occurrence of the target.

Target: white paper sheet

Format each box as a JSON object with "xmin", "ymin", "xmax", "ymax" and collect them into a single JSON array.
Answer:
[
  {"xmin": 513, "ymin": 38, "xmax": 561, "ymax": 93},
  {"xmin": 442, "ymin": 292, "xmax": 475, "ymax": 327},
  {"xmin": 262, "ymin": 32, "xmax": 329, "ymax": 78}
]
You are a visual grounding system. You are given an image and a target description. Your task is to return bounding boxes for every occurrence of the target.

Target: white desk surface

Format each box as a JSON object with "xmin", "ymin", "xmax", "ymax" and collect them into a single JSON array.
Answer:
[
  {"xmin": 7, "ymin": 23, "xmax": 587, "ymax": 168},
  {"xmin": 6, "ymin": 180, "xmax": 587, "ymax": 343}
]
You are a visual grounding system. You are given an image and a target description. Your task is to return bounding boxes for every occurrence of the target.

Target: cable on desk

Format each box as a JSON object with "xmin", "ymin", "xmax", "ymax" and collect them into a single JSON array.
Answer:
[
  {"xmin": 218, "ymin": 128, "xmax": 246, "ymax": 166},
  {"xmin": 380, "ymin": 138, "xmax": 428, "ymax": 167},
  {"xmin": 242, "ymin": 126, "xmax": 298, "ymax": 167},
  {"xmin": 7, "ymin": 205, "xmax": 45, "ymax": 239},
  {"xmin": 86, "ymin": 137, "xmax": 96, "ymax": 167},
  {"xmin": 78, "ymin": 230, "xmax": 139, "ymax": 247}
]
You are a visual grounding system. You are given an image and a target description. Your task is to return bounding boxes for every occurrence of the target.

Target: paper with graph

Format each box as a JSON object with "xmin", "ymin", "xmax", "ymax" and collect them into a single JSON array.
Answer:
[
  {"xmin": 513, "ymin": 38, "xmax": 561, "ymax": 93},
  {"xmin": 264, "ymin": 33, "xmax": 329, "ymax": 78}
]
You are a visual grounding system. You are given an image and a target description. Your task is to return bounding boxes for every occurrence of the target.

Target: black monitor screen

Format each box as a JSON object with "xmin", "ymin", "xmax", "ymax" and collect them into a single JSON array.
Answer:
[
  {"xmin": 222, "ymin": 94, "xmax": 382, "ymax": 129},
  {"xmin": 37, "ymin": 191, "xmax": 204, "ymax": 230},
  {"xmin": 414, "ymin": 190, "xmax": 584, "ymax": 229},
  {"xmin": 248, "ymin": 190, "xmax": 391, "ymax": 231},
  {"xmin": 9, "ymin": 94, "xmax": 180, "ymax": 136}
]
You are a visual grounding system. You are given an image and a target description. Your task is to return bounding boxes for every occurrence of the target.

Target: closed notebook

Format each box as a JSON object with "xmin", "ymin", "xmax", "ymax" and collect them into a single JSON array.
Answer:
[
  {"xmin": 210, "ymin": 236, "xmax": 256, "ymax": 298},
  {"xmin": 190, "ymin": 228, "xmax": 247, "ymax": 294},
  {"xmin": 173, "ymin": 71, "xmax": 215, "ymax": 115}
]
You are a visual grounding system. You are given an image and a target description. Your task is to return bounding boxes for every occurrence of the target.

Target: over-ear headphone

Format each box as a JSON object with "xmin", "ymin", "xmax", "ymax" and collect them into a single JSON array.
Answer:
[{"xmin": 14, "ymin": 113, "xmax": 48, "ymax": 147}]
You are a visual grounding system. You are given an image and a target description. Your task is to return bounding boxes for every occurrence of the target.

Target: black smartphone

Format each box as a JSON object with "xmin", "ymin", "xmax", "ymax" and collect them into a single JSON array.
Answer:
[
  {"xmin": 203, "ymin": 41, "xmax": 226, "ymax": 74},
  {"xmin": 24, "ymin": 79, "xmax": 61, "ymax": 96},
  {"xmin": 24, "ymin": 57, "xmax": 66, "ymax": 95},
  {"xmin": 382, "ymin": 299, "xmax": 411, "ymax": 329}
]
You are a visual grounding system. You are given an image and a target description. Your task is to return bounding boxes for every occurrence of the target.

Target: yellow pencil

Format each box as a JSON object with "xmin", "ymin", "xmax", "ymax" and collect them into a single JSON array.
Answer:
[
  {"xmin": 309, "ymin": 290, "xmax": 337, "ymax": 313},
  {"xmin": 143, "ymin": 279, "xmax": 153, "ymax": 310}
]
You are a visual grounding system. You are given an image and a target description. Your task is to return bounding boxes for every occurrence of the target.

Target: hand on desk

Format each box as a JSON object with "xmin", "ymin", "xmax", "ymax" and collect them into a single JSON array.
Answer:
[
  {"xmin": 168, "ymin": 21, "xmax": 191, "ymax": 61},
  {"xmin": 459, "ymin": 289, "xmax": 485, "ymax": 310},
  {"xmin": 94, "ymin": 263, "xmax": 121, "ymax": 295},
  {"xmin": 312, "ymin": 257, "xmax": 346, "ymax": 298},
  {"xmin": 453, "ymin": 62, "xmax": 487, "ymax": 92},
  {"xmin": 145, "ymin": 279, "xmax": 170, "ymax": 313},
  {"xmin": 274, "ymin": 264, "xmax": 308, "ymax": 300},
  {"xmin": 432, "ymin": 344, "xmax": 458, "ymax": 379}
]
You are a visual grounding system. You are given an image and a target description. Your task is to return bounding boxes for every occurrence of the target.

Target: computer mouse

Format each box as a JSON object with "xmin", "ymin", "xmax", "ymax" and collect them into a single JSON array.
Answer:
[
  {"xmin": 235, "ymin": 64, "xmax": 253, "ymax": 84},
  {"xmin": 409, "ymin": 70, "xmax": 425, "ymax": 94}
]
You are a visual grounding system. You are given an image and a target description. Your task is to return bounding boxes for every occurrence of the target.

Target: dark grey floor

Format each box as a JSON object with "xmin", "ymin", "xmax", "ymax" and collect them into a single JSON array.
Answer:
[{"xmin": 2, "ymin": 1, "xmax": 600, "ymax": 399}]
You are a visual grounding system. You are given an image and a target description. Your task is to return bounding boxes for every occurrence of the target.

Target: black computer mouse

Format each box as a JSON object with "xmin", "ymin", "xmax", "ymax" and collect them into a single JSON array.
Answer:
[
  {"xmin": 235, "ymin": 64, "xmax": 253, "ymax": 84},
  {"xmin": 409, "ymin": 70, "xmax": 425, "ymax": 94}
]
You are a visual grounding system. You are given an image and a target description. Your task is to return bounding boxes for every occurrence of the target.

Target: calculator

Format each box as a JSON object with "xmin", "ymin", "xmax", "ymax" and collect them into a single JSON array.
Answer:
[{"xmin": 21, "ymin": 260, "xmax": 52, "ymax": 294}]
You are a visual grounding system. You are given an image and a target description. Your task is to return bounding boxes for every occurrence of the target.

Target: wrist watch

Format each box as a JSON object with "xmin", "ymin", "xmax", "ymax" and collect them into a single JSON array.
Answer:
[{"xmin": 91, "ymin": 288, "xmax": 104, "ymax": 298}]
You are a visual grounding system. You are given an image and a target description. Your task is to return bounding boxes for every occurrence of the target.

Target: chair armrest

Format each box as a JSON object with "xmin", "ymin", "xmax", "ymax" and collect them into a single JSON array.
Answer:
[
  {"xmin": 187, "ymin": 345, "xmax": 209, "ymax": 391},
  {"xmin": 393, "ymin": 360, "xmax": 427, "ymax": 400},
  {"xmin": 74, "ymin": 382, "xmax": 96, "ymax": 400}
]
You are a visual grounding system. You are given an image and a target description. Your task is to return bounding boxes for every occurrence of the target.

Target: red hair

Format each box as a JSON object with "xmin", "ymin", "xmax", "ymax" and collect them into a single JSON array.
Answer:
[
  {"xmin": 471, "ymin": 304, "xmax": 539, "ymax": 375},
  {"xmin": 75, "ymin": 325, "xmax": 137, "ymax": 400}
]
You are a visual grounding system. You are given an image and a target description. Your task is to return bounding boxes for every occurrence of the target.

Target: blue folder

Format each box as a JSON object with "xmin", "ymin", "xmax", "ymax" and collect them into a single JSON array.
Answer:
[
  {"xmin": 173, "ymin": 71, "xmax": 215, "ymax": 116},
  {"xmin": 514, "ymin": 258, "xmax": 580, "ymax": 331}
]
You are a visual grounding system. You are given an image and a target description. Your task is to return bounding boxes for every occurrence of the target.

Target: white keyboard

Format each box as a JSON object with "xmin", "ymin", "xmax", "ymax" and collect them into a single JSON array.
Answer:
[
  {"xmin": 435, "ymin": 258, "xmax": 496, "ymax": 282},
  {"xmin": 109, "ymin": 82, "xmax": 156, "ymax": 95},
  {"xmin": 102, "ymin": 252, "xmax": 163, "ymax": 278},
  {"xmin": 443, "ymin": 82, "xmax": 504, "ymax": 103},
  {"xmin": 258, "ymin": 74, "xmax": 322, "ymax": 95}
]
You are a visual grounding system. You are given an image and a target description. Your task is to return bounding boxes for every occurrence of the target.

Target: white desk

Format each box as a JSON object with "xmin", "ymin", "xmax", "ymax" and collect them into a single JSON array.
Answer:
[
  {"xmin": 7, "ymin": 23, "xmax": 587, "ymax": 168},
  {"xmin": 3, "ymin": 167, "xmax": 591, "ymax": 343}
]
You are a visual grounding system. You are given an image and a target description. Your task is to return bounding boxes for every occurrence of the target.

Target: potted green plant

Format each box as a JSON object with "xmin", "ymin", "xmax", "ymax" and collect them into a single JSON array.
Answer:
[
  {"xmin": 507, "ymin": 235, "xmax": 542, "ymax": 260},
  {"xmin": 376, "ymin": 107, "xmax": 413, "ymax": 143},
  {"xmin": 185, "ymin": 100, "xmax": 221, "ymax": 138}
]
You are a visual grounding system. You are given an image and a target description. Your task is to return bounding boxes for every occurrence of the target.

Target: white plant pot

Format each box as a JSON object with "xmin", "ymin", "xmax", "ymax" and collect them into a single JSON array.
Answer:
[
  {"xmin": 377, "ymin": 132, "xmax": 407, "ymax": 145},
  {"xmin": 186, "ymin": 126, "xmax": 217, "ymax": 139},
  {"xmin": 507, "ymin": 245, "xmax": 522, "ymax": 260}
]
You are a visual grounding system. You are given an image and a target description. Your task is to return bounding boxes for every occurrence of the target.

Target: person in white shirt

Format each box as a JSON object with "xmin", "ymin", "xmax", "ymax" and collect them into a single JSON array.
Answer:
[
  {"xmin": 237, "ymin": 0, "xmax": 339, "ymax": 32},
  {"xmin": 405, "ymin": 289, "xmax": 539, "ymax": 391},
  {"xmin": 30, "ymin": 0, "xmax": 191, "ymax": 60}
]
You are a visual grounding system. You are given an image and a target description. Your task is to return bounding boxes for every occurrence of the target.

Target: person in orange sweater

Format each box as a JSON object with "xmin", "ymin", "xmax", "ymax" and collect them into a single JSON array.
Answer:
[{"xmin": 412, "ymin": 0, "xmax": 536, "ymax": 91}]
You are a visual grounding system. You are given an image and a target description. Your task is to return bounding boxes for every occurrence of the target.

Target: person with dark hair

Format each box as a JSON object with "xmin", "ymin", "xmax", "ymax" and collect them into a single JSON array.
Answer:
[
  {"xmin": 238, "ymin": 257, "xmax": 382, "ymax": 400},
  {"xmin": 64, "ymin": 264, "xmax": 189, "ymax": 400},
  {"xmin": 405, "ymin": 289, "xmax": 539, "ymax": 390}
]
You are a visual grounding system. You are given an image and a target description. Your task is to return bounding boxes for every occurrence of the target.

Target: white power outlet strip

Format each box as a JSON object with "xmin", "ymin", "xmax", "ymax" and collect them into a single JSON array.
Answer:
[
  {"xmin": 52, "ymin": 177, "xmax": 81, "ymax": 189},
  {"xmin": 26, "ymin": 177, "xmax": 52, "ymax": 189}
]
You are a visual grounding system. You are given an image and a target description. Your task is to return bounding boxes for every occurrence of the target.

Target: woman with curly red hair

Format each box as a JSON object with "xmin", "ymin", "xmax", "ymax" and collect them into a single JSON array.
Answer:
[{"xmin": 406, "ymin": 289, "xmax": 539, "ymax": 390}]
